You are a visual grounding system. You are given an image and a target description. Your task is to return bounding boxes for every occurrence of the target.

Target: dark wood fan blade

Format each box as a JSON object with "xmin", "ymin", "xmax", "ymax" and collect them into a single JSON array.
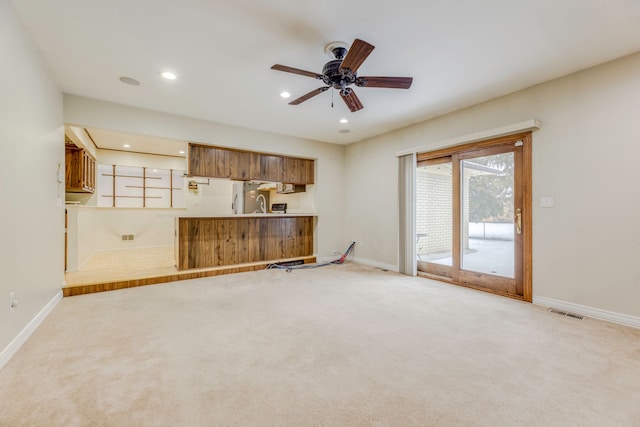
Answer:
[
  {"xmin": 356, "ymin": 76, "xmax": 413, "ymax": 89},
  {"xmin": 340, "ymin": 89, "xmax": 364, "ymax": 112},
  {"xmin": 271, "ymin": 64, "xmax": 323, "ymax": 79},
  {"xmin": 339, "ymin": 39, "xmax": 375, "ymax": 75},
  {"xmin": 289, "ymin": 87, "xmax": 329, "ymax": 105}
]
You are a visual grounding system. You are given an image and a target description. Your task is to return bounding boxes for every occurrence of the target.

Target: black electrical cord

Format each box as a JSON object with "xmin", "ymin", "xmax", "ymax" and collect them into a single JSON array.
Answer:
[{"xmin": 267, "ymin": 241, "xmax": 356, "ymax": 272}]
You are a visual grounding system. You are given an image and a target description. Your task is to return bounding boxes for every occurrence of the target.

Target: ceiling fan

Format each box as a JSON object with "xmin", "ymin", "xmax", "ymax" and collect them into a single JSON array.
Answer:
[{"xmin": 271, "ymin": 38, "xmax": 413, "ymax": 112}]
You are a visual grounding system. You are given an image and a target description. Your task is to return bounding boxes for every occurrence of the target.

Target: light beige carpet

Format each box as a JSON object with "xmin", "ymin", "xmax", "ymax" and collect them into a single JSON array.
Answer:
[{"xmin": 1, "ymin": 263, "xmax": 639, "ymax": 426}]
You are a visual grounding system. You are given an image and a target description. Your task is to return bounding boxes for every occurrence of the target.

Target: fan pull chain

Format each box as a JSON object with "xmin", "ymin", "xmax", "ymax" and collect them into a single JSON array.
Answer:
[{"xmin": 331, "ymin": 88, "xmax": 334, "ymax": 108}]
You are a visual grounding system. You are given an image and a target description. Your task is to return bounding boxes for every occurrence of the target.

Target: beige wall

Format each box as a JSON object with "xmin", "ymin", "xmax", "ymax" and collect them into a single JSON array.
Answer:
[
  {"xmin": 64, "ymin": 95, "xmax": 347, "ymax": 258},
  {"xmin": 346, "ymin": 51, "xmax": 640, "ymax": 318},
  {"xmin": 0, "ymin": 0, "xmax": 64, "ymax": 355},
  {"xmin": 65, "ymin": 206, "xmax": 97, "ymax": 271}
]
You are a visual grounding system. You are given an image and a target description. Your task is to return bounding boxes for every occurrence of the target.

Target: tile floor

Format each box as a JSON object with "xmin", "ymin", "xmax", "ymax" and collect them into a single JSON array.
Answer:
[{"xmin": 64, "ymin": 246, "xmax": 177, "ymax": 286}]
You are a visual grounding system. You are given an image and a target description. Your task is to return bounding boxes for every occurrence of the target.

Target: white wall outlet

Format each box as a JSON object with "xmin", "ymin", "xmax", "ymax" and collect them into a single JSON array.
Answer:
[{"xmin": 9, "ymin": 292, "xmax": 18, "ymax": 311}]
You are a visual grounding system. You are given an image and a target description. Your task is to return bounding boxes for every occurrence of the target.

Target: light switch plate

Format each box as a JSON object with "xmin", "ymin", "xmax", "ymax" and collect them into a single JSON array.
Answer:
[{"xmin": 540, "ymin": 196, "xmax": 554, "ymax": 208}]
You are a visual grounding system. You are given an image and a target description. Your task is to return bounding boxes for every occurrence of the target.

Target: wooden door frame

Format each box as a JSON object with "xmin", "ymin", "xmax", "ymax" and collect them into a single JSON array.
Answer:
[{"xmin": 416, "ymin": 132, "xmax": 532, "ymax": 302}]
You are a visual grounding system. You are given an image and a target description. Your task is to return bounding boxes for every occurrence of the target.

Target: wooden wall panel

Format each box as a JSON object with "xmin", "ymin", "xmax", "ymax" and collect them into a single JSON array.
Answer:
[
  {"xmin": 224, "ymin": 219, "xmax": 238, "ymax": 266},
  {"xmin": 304, "ymin": 217, "xmax": 314, "ymax": 255},
  {"xmin": 184, "ymin": 218, "xmax": 216, "ymax": 270},
  {"xmin": 214, "ymin": 219, "xmax": 225, "ymax": 266},
  {"xmin": 176, "ymin": 216, "xmax": 314, "ymax": 270},
  {"xmin": 295, "ymin": 217, "xmax": 308, "ymax": 257},
  {"xmin": 276, "ymin": 218, "xmax": 286, "ymax": 259},
  {"xmin": 236, "ymin": 219, "xmax": 250, "ymax": 263},
  {"xmin": 248, "ymin": 218, "xmax": 260, "ymax": 262}
]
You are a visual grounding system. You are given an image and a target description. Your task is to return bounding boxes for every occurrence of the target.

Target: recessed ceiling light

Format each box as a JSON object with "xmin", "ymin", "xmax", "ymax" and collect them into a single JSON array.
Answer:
[
  {"xmin": 280, "ymin": 91, "xmax": 291, "ymax": 98},
  {"xmin": 338, "ymin": 129, "xmax": 350, "ymax": 133},
  {"xmin": 123, "ymin": 144, "xmax": 131, "ymax": 148},
  {"xmin": 162, "ymin": 71, "xmax": 177, "ymax": 80},
  {"xmin": 119, "ymin": 76, "xmax": 140, "ymax": 86},
  {"xmin": 339, "ymin": 118, "xmax": 348, "ymax": 124},
  {"xmin": 179, "ymin": 150, "xmax": 185, "ymax": 154}
]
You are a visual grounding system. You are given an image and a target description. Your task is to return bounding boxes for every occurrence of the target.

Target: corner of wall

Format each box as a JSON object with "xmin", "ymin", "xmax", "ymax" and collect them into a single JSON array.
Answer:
[{"xmin": 0, "ymin": 291, "xmax": 62, "ymax": 371}]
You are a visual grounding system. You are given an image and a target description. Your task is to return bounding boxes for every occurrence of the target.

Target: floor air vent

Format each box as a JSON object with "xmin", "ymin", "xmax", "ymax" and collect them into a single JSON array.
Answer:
[{"xmin": 549, "ymin": 308, "xmax": 584, "ymax": 320}]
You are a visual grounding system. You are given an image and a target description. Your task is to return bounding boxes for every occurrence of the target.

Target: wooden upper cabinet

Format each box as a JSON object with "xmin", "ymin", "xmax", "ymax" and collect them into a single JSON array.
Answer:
[
  {"xmin": 65, "ymin": 145, "xmax": 95, "ymax": 193},
  {"xmin": 305, "ymin": 159, "xmax": 315, "ymax": 184},
  {"xmin": 188, "ymin": 143, "xmax": 314, "ymax": 184},
  {"xmin": 289, "ymin": 158, "xmax": 314, "ymax": 184},
  {"xmin": 261, "ymin": 155, "xmax": 283, "ymax": 182},
  {"xmin": 188, "ymin": 144, "xmax": 216, "ymax": 177},
  {"xmin": 249, "ymin": 153, "xmax": 261, "ymax": 180},
  {"xmin": 283, "ymin": 157, "xmax": 307, "ymax": 184},
  {"xmin": 233, "ymin": 151, "xmax": 250, "ymax": 180},
  {"xmin": 215, "ymin": 148, "xmax": 231, "ymax": 178}
]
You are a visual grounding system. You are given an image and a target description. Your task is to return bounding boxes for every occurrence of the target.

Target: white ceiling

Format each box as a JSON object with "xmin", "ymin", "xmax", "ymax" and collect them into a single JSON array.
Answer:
[
  {"xmin": 10, "ymin": 0, "xmax": 640, "ymax": 147},
  {"xmin": 82, "ymin": 127, "xmax": 187, "ymax": 158}
]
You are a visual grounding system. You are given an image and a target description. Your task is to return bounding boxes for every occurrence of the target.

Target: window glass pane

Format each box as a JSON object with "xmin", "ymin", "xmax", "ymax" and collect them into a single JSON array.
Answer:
[
  {"xmin": 461, "ymin": 153, "xmax": 514, "ymax": 278},
  {"xmin": 416, "ymin": 161, "xmax": 453, "ymax": 266}
]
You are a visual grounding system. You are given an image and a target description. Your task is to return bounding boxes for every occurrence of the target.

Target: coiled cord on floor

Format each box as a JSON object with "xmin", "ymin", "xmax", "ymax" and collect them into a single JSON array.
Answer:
[{"xmin": 267, "ymin": 241, "xmax": 356, "ymax": 272}]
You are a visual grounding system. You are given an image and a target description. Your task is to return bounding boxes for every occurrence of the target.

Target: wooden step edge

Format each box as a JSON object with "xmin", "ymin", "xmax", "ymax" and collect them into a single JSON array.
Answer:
[{"xmin": 63, "ymin": 256, "xmax": 316, "ymax": 297}]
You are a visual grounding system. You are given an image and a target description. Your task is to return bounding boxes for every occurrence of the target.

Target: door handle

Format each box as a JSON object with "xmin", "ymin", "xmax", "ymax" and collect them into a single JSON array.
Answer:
[{"xmin": 515, "ymin": 208, "xmax": 522, "ymax": 235}]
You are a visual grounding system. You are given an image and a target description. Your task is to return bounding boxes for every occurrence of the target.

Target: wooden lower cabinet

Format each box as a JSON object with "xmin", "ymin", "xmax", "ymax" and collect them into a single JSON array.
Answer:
[{"xmin": 176, "ymin": 216, "xmax": 314, "ymax": 270}]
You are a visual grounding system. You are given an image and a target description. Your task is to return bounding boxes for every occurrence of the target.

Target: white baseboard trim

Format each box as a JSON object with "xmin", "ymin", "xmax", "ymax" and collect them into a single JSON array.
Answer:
[
  {"xmin": 533, "ymin": 296, "xmax": 640, "ymax": 329},
  {"xmin": 351, "ymin": 257, "xmax": 399, "ymax": 273},
  {"xmin": 0, "ymin": 290, "xmax": 63, "ymax": 371}
]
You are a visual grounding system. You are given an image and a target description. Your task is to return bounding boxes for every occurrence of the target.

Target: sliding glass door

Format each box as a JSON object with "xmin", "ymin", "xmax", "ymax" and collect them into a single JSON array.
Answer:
[{"xmin": 416, "ymin": 133, "xmax": 531, "ymax": 301}]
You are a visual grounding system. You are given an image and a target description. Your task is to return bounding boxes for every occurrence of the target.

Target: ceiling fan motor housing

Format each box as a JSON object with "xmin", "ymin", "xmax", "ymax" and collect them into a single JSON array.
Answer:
[
  {"xmin": 322, "ymin": 59, "xmax": 357, "ymax": 89},
  {"xmin": 331, "ymin": 46, "xmax": 347, "ymax": 59}
]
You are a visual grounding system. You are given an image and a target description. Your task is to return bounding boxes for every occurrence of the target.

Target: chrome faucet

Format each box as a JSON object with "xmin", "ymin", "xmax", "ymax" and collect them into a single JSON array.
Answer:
[{"xmin": 256, "ymin": 194, "xmax": 267, "ymax": 214}]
